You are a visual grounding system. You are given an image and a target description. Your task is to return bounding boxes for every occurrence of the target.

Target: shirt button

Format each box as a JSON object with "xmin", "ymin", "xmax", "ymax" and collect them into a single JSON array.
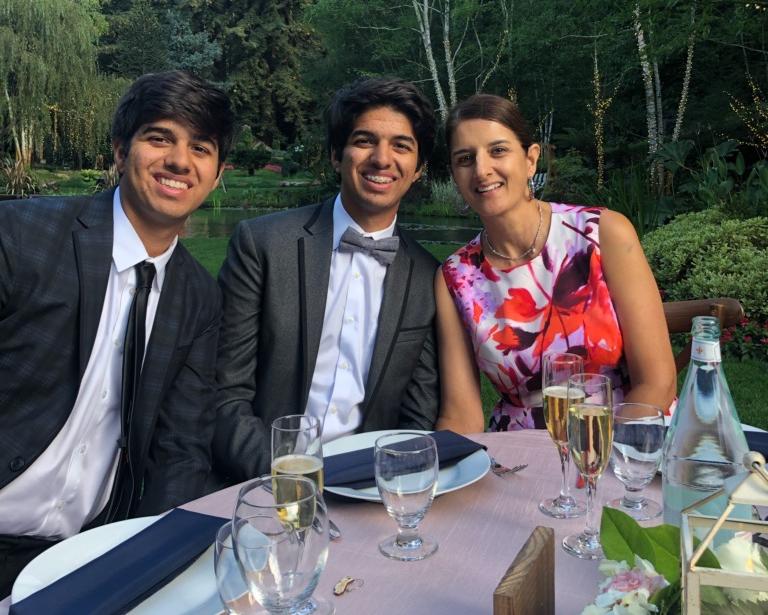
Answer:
[
  {"xmin": 340, "ymin": 361, "xmax": 349, "ymax": 370},
  {"xmin": 114, "ymin": 339, "xmax": 120, "ymax": 347},
  {"xmin": 79, "ymin": 445, "xmax": 87, "ymax": 455},
  {"xmin": 329, "ymin": 404, "xmax": 338, "ymax": 415},
  {"xmin": 8, "ymin": 456, "xmax": 25, "ymax": 472},
  {"xmin": 353, "ymin": 271, "xmax": 361, "ymax": 280},
  {"xmin": 345, "ymin": 316, "xmax": 354, "ymax": 324},
  {"xmin": 101, "ymin": 390, "xmax": 108, "ymax": 399}
]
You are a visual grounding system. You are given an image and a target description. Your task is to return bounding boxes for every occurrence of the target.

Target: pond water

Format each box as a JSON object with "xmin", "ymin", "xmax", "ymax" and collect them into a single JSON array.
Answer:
[{"xmin": 185, "ymin": 207, "xmax": 481, "ymax": 245}]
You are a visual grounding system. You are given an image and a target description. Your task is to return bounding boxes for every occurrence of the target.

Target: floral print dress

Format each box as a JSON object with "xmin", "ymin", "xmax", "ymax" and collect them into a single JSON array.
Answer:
[{"xmin": 442, "ymin": 203, "xmax": 629, "ymax": 431}]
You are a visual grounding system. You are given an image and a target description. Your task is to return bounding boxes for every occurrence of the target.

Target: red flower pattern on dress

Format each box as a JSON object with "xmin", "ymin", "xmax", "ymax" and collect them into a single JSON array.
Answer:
[{"xmin": 442, "ymin": 203, "xmax": 629, "ymax": 431}]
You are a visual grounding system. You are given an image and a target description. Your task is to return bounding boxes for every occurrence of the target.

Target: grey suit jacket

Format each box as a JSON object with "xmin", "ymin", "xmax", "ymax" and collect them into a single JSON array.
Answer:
[
  {"xmin": 212, "ymin": 198, "xmax": 440, "ymax": 482},
  {"xmin": 0, "ymin": 191, "xmax": 221, "ymax": 518}
]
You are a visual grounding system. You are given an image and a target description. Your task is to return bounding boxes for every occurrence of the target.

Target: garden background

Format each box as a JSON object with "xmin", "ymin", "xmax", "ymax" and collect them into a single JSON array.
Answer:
[{"xmin": 2, "ymin": 0, "xmax": 767, "ymax": 427}]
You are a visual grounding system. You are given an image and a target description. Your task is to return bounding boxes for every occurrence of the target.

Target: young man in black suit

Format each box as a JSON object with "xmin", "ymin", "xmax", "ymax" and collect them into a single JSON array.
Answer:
[
  {"xmin": 0, "ymin": 70, "xmax": 235, "ymax": 595},
  {"xmin": 212, "ymin": 77, "xmax": 440, "ymax": 482}
]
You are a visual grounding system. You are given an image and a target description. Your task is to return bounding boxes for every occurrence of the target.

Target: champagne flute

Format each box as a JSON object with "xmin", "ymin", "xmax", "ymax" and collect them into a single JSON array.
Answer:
[
  {"xmin": 214, "ymin": 522, "xmax": 258, "ymax": 614},
  {"xmin": 271, "ymin": 415, "xmax": 324, "ymax": 492},
  {"xmin": 609, "ymin": 402, "xmax": 665, "ymax": 520},
  {"xmin": 233, "ymin": 475, "xmax": 331, "ymax": 615},
  {"xmin": 562, "ymin": 373, "xmax": 613, "ymax": 560},
  {"xmin": 374, "ymin": 432, "xmax": 439, "ymax": 561},
  {"xmin": 539, "ymin": 352, "xmax": 587, "ymax": 519}
]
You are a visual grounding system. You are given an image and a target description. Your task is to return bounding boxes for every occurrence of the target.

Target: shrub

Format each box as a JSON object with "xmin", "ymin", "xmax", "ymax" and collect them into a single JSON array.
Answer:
[
  {"xmin": 424, "ymin": 178, "xmax": 464, "ymax": 216},
  {"xmin": 643, "ymin": 209, "xmax": 768, "ymax": 359},
  {"xmin": 542, "ymin": 148, "xmax": 596, "ymax": 203},
  {"xmin": 1, "ymin": 158, "xmax": 39, "ymax": 196}
]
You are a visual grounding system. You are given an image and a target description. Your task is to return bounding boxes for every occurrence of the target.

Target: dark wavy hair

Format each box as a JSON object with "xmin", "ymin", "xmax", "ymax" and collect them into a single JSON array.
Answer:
[
  {"xmin": 111, "ymin": 70, "xmax": 235, "ymax": 164},
  {"xmin": 325, "ymin": 77, "xmax": 436, "ymax": 168},
  {"xmin": 445, "ymin": 94, "xmax": 534, "ymax": 154}
]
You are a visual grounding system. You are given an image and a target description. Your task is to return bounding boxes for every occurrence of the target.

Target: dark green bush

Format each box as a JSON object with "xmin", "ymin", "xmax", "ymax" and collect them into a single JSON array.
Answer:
[{"xmin": 643, "ymin": 209, "xmax": 768, "ymax": 359}]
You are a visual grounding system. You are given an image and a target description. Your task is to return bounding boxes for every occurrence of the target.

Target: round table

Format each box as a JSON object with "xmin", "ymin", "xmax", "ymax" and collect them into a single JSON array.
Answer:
[{"xmin": 185, "ymin": 430, "xmax": 662, "ymax": 614}]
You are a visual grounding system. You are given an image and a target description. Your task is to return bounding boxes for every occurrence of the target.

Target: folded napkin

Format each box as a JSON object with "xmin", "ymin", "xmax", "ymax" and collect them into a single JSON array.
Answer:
[
  {"xmin": 324, "ymin": 430, "xmax": 485, "ymax": 490},
  {"xmin": 10, "ymin": 508, "xmax": 227, "ymax": 615},
  {"xmin": 746, "ymin": 430, "xmax": 768, "ymax": 458}
]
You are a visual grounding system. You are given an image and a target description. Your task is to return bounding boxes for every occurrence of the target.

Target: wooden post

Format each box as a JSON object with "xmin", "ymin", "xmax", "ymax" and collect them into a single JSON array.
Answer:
[{"xmin": 493, "ymin": 526, "xmax": 555, "ymax": 615}]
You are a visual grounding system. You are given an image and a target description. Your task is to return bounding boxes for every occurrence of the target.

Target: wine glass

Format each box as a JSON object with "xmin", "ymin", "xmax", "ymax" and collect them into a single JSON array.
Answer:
[
  {"xmin": 374, "ymin": 432, "xmax": 439, "ymax": 561},
  {"xmin": 271, "ymin": 415, "xmax": 324, "ymax": 492},
  {"xmin": 539, "ymin": 352, "xmax": 587, "ymax": 519},
  {"xmin": 214, "ymin": 522, "xmax": 258, "ymax": 614},
  {"xmin": 609, "ymin": 402, "xmax": 665, "ymax": 520},
  {"xmin": 562, "ymin": 373, "xmax": 614, "ymax": 560},
  {"xmin": 232, "ymin": 475, "xmax": 331, "ymax": 615}
]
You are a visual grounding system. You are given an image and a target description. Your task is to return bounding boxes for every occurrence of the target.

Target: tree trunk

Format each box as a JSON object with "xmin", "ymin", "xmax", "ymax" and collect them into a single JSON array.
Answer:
[
  {"xmin": 442, "ymin": 0, "xmax": 457, "ymax": 108},
  {"xmin": 671, "ymin": 1, "xmax": 697, "ymax": 143},
  {"xmin": 634, "ymin": 3, "xmax": 660, "ymax": 189},
  {"xmin": 412, "ymin": 0, "xmax": 448, "ymax": 122}
]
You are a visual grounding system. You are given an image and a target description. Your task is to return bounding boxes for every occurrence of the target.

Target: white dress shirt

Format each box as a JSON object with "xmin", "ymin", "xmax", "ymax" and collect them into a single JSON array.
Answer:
[
  {"xmin": 0, "ymin": 188, "xmax": 177, "ymax": 539},
  {"xmin": 305, "ymin": 195, "xmax": 396, "ymax": 442}
]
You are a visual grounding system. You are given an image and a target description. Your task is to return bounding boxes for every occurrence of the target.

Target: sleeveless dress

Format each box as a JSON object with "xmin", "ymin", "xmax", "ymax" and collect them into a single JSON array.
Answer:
[{"xmin": 442, "ymin": 203, "xmax": 629, "ymax": 431}]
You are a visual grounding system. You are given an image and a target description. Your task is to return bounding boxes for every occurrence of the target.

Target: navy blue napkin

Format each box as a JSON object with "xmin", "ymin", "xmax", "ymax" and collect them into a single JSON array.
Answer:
[
  {"xmin": 324, "ymin": 430, "xmax": 485, "ymax": 490},
  {"xmin": 746, "ymin": 430, "xmax": 768, "ymax": 458},
  {"xmin": 10, "ymin": 508, "xmax": 227, "ymax": 615}
]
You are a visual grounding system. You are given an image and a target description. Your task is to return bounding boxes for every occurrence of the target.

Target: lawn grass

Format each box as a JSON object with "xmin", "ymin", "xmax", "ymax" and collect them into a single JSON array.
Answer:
[{"xmin": 184, "ymin": 235, "xmax": 767, "ymax": 431}]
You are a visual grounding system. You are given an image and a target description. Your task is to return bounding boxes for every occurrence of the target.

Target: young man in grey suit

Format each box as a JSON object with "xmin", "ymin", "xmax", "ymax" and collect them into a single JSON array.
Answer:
[
  {"xmin": 0, "ymin": 71, "xmax": 235, "ymax": 594},
  {"xmin": 213, "ymin": 77, "xmax": 440, "ymax": 482}
]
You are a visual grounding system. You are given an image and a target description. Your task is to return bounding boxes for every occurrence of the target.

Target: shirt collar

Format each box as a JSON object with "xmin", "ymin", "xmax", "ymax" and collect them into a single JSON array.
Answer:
[
  {"xmin": 332, "ymin": 193, "xmax": 397, "ymax": 250},
  {"xmin": 112, "ymin": 187, "xmax": 177, "ymax": 290}
]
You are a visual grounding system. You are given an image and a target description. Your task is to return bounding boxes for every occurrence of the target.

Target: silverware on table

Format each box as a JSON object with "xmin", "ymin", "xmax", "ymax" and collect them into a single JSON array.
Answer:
[{"xmin": 490, "ymin": 458, "xmax": 528, "ymax": 477}]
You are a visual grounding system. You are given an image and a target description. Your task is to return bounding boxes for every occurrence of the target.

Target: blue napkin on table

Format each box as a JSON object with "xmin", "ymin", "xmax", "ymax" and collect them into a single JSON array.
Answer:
[
  {"xmin": 746, "ymin": 430, "xmax": 768, "ymax": 458},
  {"xmin": 10, "ymin": 508, "xmax": 227, "ymax": 615},
  {"xmin": 324, "ymin": 430, "xmax": 485, "ymax": 490}
]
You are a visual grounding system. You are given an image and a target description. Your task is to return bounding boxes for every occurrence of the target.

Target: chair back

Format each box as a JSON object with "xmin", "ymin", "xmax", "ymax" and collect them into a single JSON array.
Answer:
[
  {"xmin": 493, "ymin": 526, "xmax": 554, "ymax": 615},
  {"xmin": 663, "ymin": 298, "xmax": 744, "ymax": 373}
]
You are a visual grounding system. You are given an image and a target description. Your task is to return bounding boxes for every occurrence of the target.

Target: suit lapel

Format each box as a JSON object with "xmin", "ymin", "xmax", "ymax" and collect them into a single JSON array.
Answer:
[
  {"xmin": 363, "ymin": 232, "xmax": 414, "ymax": 408},
  {"xmin": 72, "ymin": 191, "xmax": 114, "ymax": 378},
  {"xmin": 299, "ymin": 200, "xmax": 334, "ymax": 405}
]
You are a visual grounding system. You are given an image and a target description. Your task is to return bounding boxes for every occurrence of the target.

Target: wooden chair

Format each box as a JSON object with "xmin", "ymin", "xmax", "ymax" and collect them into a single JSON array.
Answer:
[
  {"xmin": 663, "ymin": 297, "xmax": 744, "ymax": 373},
  {"xmin": 493, "ymin": 526, "xmax": 555, "ymax": 615}
]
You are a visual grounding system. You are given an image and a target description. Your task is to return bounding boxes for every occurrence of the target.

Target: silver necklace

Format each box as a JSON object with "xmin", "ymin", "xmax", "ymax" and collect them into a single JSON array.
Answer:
[{"xmin": 482, "ymin": 200, "xmax": 544, "ymax": 262}]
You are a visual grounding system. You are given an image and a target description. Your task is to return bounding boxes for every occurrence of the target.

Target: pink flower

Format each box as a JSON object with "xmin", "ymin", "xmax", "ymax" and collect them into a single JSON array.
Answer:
[
  {"xmin": 744, "ymin": 335, "xmax": 753, "ymax": 343},
  {"xmin": 740, "ymin": 318, "xmax": 750, "ymax": 326},
  {"xmin": 761, "ymin": 338, "xmax": 768, "ymax": 345},
  {"xmin": 608, "ymin": 570, "xmax": 645, "ymax": 592}
]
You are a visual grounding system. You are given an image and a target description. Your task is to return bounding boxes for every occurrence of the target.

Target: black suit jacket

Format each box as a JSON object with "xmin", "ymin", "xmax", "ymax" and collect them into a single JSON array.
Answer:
[
  {"xmin": 212, "ymin": 199, "xmax": 440, "ymax": 482},
  {"xmin": 0, "ymin": 191, "xmax": 221, "ymax": 518}
]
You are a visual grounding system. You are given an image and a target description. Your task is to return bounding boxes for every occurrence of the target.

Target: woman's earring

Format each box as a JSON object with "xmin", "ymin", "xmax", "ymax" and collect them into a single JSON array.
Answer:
[{"xmin": 527, "ymin": 177, "xmax": 536, "ymax": 201}]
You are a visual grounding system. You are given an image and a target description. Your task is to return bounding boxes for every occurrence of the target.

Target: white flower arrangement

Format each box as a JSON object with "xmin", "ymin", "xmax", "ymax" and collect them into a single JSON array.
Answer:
[{"xmin": 581, "ymin": 555, "xmax": 668, "ymax": 615}]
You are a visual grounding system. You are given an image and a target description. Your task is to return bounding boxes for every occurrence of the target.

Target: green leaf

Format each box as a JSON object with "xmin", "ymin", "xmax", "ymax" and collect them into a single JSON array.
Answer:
[
  {"xmin": 650, "ymin": 581, "xmax": 681, "ymax": 615},
  {"xmin": 600, "ymin": 508, "xmax": 655, "ymax": 563},
  {"xmin": 644, "ymin": 524, "xmax": 683, "ymax": 583},
  {"xmin": 760, "ymin": 543, "xmax": 768, "ymax": 571}
]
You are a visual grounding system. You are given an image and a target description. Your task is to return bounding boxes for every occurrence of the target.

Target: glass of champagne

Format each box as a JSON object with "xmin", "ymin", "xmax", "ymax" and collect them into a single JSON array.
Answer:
[
  {"xmin": 374, "ymin": 432, "xmax": 439, "ymax": 561},
  {"xmin": 562, "ymin": 373, "xmax": 614, "ymax": 560},
  {"xmin": 539, "ymin": 352, "xmax": 587, "ymax": 518},
  {"xmin": 271, "ymin": 415, "xmax": 323, "ymax": 492},
  {"xmin": 232, "ymin": 475, "xmax": 331, "ymax": 615},
  {"xmin": 214, "ymin": 522, "xmax": 258, "ymax": 614},
  {"xmin": 609, "ymin": 402, "xmax": 665, "ymax": 520}
]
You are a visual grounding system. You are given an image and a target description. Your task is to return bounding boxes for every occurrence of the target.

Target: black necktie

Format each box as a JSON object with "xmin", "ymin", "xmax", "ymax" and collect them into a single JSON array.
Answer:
[
  {"xmin": 105, "ymin": 261, "xmax": 156, "ymax": 523},
  {"xmin": 338, "ymin": 226, "xmax": 400, "ymax": 266}
]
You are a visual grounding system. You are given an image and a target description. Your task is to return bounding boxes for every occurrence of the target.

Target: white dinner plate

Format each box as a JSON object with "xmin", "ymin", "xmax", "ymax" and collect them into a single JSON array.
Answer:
[
  {"xmin": 323, "ymin": 430, "xmax": 491, "ymax": 502},
  {"xmin": 12, "ymin": 515, "xmax": 223, "ymax": 614}
]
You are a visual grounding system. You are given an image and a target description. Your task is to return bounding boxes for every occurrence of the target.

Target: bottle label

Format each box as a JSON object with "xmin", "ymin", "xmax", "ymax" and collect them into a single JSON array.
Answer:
[{"xmin": 691, "ymin": 339, "xmax": 721, "ymax": 363}]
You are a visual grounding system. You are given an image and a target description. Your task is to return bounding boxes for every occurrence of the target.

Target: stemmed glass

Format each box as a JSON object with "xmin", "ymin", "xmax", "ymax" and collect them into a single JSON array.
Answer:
[
  {"xmin": 609, "ymin": 402, "xmax": 665, "ymax": 520},
  {"xmin": 562, "ymin": 373, "xmax": 614, "ymax": 560},
  {"xmin": 539, "ymin": 352, "xmax": 587, "ymax": 519},
  {"xmin": 232, "ymin": 475, "xmax": 331, "ymax": 615},
  {"xmin": 214, "ymin": 522, "xmax": 258, "ymax": 614},
  {"xmin": 374, "ymin": 432, "xmax": 439, "ymax": 561},
  {"xmin": 271, "ymin": 415, "xmax": 324, "ymax": 491}
]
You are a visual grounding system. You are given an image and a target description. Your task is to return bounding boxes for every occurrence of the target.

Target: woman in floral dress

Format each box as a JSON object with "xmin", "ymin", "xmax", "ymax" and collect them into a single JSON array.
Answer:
[{"xmin": 435, "ymin": 95, "xmax": 676, "ymax": 433}]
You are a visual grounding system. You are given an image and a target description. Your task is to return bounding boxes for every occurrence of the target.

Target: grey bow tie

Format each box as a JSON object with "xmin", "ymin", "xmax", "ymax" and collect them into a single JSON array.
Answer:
[{"xmin": 338, "ymin": 227, "xmax": 400, "ymax": 266}]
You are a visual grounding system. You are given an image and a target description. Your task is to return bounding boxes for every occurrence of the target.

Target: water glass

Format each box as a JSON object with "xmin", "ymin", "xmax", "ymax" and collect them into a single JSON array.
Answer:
[
  {"xmin": 214, "ymin": 522, "xmax": 258, "ymax": 614},
  {"xmin": 271, "ymin": 415, "xmax": 324, "ymax": 493},
  {"xmin": 539, "ymin": 352, "xmax": 587, "ymax": 519},
  {"xmin": 562, "ymin": 373, "xmax": 614, "ymax": 560},
  {"xmin": 374, "ymin": 432, "xmax": 439, "ymax": 561},
  {"xmin": 233, "ymin": 475, "xmax": 331, "ymax": 615},
  {"xmin": 609, "ymin": 402, "xmax": 665, "ymax": 520}
]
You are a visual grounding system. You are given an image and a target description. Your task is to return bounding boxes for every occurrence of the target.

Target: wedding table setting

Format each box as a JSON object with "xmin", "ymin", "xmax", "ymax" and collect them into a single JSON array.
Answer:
[{"xmin": 4, "ymin": 329, "xmax": 768, "ymax": 614}]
